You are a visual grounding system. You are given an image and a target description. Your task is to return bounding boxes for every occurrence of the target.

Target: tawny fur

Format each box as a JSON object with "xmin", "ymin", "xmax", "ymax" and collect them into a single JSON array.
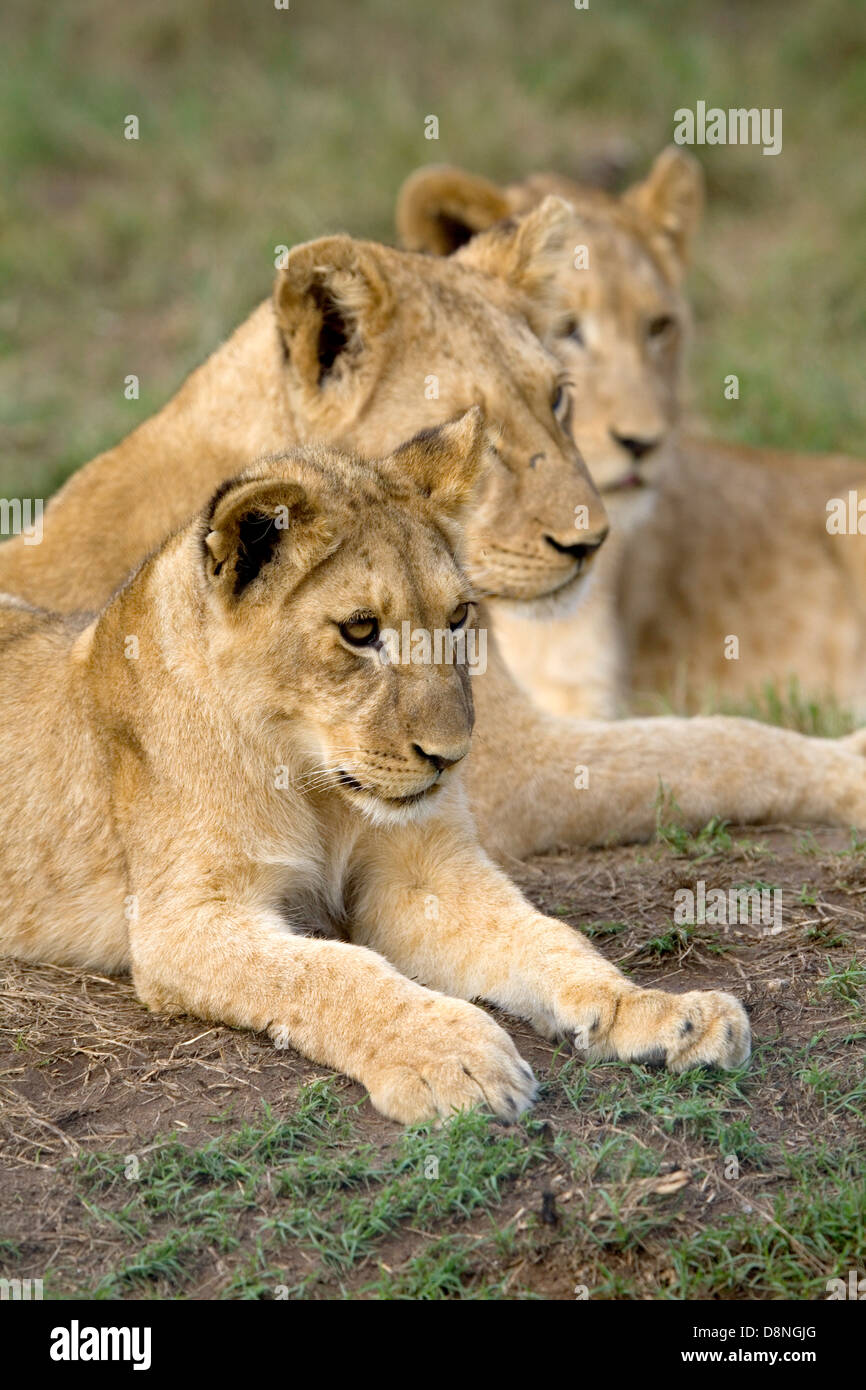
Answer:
[
  {"xmin": 0, "ymin": 421, "xmax": 752, "ymax": 1122},
  {"xmin": 397, "ymin": 152, "xmax": 866, "ymax": 718},
  {"xmin": 2, "ymin": 212, "xmax": 866, "ymax": 869}
]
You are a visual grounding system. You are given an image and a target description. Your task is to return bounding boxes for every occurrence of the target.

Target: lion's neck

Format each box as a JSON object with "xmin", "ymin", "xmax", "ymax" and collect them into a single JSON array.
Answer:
[{"xmin": 163, "ymin": 300, "xmax": 299, "ymax": 461}]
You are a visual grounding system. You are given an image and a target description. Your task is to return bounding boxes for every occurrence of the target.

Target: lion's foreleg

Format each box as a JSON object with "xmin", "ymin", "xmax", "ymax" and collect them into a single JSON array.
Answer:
[{"xmin": 352, "ymin": 822, "xmax": 750, "ymax": 1071}]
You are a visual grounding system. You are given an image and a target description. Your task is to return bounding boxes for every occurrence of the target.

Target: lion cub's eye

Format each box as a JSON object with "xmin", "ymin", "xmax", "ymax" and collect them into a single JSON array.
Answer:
[
  {"xmin": 648, "ymin": 315, "xmax": 675, "ymax": 340},
  {"xmin": 449, "ymin": 603, "xmax": 470, "ymax": 631},
  {"xmin": 339, "ymin": 616, "xmax": 379, "ymax": 647}
]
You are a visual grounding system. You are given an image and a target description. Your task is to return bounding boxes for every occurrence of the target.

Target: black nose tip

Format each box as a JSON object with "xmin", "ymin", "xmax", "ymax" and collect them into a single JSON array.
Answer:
[
  {"xmin": 544, "ymin": 529, "xmax": 609, "ymax": 563},
  {"xmin": 610, "ymin": 431, "xmax": 660, "ymax": 461},
  {"xmin": 412, "ymin": 745, "xmax": 465, "ymax": 773}
]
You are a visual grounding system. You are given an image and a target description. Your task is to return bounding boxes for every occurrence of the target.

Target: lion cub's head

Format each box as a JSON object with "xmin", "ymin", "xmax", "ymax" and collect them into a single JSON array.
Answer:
[
  {"xmin": 396, "ymin": 148, "xmax": 703, "ymax": 506},
  {"xmin": 272, "ymin": 204, "xmax": 608, "ymax": 612},
  {"xmin": 199, "ymin": 411, "xmax": 489, "ymax": 825}
]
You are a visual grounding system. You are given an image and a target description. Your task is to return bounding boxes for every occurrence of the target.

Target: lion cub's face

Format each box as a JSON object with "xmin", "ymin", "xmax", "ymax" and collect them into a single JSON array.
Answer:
[
  {"xmin": 395, "ymin": 149, "xmax": 703, "ymax": 512},
  {"xmin": 544, "ymin": 211, "xmax": 686, "ymax": 500},
  {"xmin": 273, "ymin": 203, "xmax": 609, "ymax": 613},
  {"xmin": 201, "ymin": 414, "xmax": 487, "ymax": 824}
]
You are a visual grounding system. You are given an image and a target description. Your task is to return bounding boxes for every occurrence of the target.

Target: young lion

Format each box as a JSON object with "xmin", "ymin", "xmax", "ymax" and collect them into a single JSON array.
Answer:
[
  {"xmin": 3, "ymin": 211, "xmax": 866, "ymax": 862},
  {"xmin": 397, "ymin": 152, "xmax": 866, "ymax": 718},
  {"xmin": 0, "ymin": 414, "xmax": 751, "ymax": 1123}
]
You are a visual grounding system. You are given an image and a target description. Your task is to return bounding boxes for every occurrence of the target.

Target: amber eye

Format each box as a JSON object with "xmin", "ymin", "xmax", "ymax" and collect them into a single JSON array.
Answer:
[
  {"xmin": 339, "ymin": 616, "xmax": 379, "ymax": 647},
  {"xmin": 449, "ymin": 602, "xmax": 470, "ymax": 630},
  {"xmin": 648, "ymin": 315, "xmax": 675, "ymax": 339}
]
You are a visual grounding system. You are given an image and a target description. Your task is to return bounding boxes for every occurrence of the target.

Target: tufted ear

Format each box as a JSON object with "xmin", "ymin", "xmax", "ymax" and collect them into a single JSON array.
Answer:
[
  {"xmin": 273, "ymin": 236, "xmax": 395, "ymax": 393},
  {"xmin": 388, "ymin": 407, "xmax": 488, "ymax": 519},
  {"xmin": 396, "ymin": 165, "xmax": 511, "ymax": 254},
  {"xmin": 454, "ymin": 195, "xmax": 575, "ymax": 334},
  {"xmin": 202, "ymin": 470, "xmax": 332, "ymax": 602},
  {"xmin": 622, "ymin": 146, "xmax": 704, "ymax": 278}
]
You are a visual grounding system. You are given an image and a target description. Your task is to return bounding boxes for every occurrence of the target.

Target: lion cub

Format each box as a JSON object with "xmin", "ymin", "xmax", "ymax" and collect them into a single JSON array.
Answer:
[{"xmin": 0, "ymin": 411, "xmax": 749, "ymax": 1123}]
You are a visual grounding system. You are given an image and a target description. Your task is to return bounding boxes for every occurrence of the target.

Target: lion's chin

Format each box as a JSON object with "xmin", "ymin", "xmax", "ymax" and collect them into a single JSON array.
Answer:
[
  {"xmin": 495, "ymin": 561, "xmax": 598, "ymax": 622},
  {"xmin": 336, "ymin": 772, "xmax": 443, "ymax": 828}
]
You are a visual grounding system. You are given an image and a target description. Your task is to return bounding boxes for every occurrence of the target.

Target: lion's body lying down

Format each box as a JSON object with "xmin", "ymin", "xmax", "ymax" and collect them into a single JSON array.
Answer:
[
  {"xmin": 0, "ymin": 424, "xmax": 751, "ymax": 1123},
  {"xmin": 397, "ymin": 153, "xmax": 866, "ymax": 718}
]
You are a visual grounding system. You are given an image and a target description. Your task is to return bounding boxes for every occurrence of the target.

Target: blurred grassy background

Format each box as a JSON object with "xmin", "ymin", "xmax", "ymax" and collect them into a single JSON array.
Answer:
[{"xmin": 1, "ymin": 0, "xmax": 864, "ymax": 501}]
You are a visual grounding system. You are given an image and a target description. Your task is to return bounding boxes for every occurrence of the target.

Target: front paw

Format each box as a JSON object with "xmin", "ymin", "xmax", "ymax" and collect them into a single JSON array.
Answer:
[
  {"xmin": 364, "ymin": 996, "xmax": 537, "ymax": 1125},
  {"xmin": 559, "ymin": 984, "xmax": 750, "ymax": 1071}
]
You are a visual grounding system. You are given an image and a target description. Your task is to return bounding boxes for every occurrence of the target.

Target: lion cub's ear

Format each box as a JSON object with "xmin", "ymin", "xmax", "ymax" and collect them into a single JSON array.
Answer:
[
  {"xmin": 454, "ymin": 196, "xmax": 574, "ymax": 334},
  {"xmin": 274, "ymin": 236, "xmax": 394, "ymax": 394},
  {"xmin": 396, "ymin": 165, "xmax": 511, "ymax": 254},
  {"xmin": 202, "ymin": 473, "xmax": 330, "ymax": 601},
  {"xmin": 622, "ymin": 146, "xmax": 704, "ymax": 278},
  {"xmin": 389, "ymin": 406, "xmax": 488, "ymax": 518}
]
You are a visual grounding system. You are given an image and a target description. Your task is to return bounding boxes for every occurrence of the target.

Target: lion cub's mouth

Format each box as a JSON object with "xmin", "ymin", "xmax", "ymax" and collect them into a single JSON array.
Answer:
[{"xmin": 337, "ymin": 770, "xmax": 440, "ymax": 808}]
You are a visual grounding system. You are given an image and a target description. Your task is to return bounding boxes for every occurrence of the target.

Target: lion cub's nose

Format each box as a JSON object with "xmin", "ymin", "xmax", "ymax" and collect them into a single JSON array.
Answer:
[
  {"xmin": 544, "ymin": 528, "xmax": 609, "ymax": 563},
  {"xmin": 412, "ymin": 742, "xmax": 469, "ymax": 773}
]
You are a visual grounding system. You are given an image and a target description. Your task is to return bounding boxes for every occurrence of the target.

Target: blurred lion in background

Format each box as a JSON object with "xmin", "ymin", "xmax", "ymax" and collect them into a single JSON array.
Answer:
[{"xmin": 398, "ymin": 150, "xmax": 866, "ymax": 720}]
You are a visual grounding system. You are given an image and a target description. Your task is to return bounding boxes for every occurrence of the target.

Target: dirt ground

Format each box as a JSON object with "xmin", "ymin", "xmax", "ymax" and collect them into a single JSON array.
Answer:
[{"xmin": 1, "ymin": 824, "xmax": 863, "ymax": 1300}]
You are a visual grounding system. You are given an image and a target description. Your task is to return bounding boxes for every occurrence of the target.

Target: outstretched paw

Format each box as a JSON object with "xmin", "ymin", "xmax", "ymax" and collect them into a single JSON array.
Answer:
[{"xmin": 562, "ymin": 985, "xmax": 750, "ymax": 1072}]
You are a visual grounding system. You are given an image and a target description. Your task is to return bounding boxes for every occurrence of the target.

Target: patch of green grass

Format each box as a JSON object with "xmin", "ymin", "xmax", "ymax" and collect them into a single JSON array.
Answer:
[
  {"xmin": 836, "ymin": 829, "xmax": 866, "ymax": 859},
  {"xmin": 797, "ymin": 832, "xmax": 822, "ymax": 857},
  {"xmin": 655, "ymin": 789, "xmax": 734, "ymax": 860},
  {"xmin": 259, "ymin": 1109, "xmax": 551, "ymax": 1290},
  {"xmin": 560, "ymin": 1060, "xmax": 764, "ymax": 1162},
  {"xmin": 797, "ymin": 1062, "xmax": 866, "ymax": 1119},
  {"xmin": 581, "ymin": 920, "xmax": 631, "ymax": 939},
  {"xmin": 815, "ymin": 956, "xmax": 866, "ymax": 1009},
  {"xmin": 73, "ymin": 1079, "xmax": 552, "ymax": 1299},
  {"xmin": 641, "ymin": 922, "xmax": 698, "ymax": 959},
  {"xmin": 716, "ymin": 679, "xmax": 857, "ymax": 739},
  {"xmin": 804, "ymin": 920, "xmax": 851, "ymax": 950},
  {"xmin": 362, "ymin": 1233, "xmax": 522, "ymax": 1300},
  {"xmin": 662, "ymin": 1151, "xmax": 866, "ymax": 1299},
  {"xmin": 654, "ymin": 788, "xmax": 780, "ymax": 861},
  {"xmin": 549, "ymin": 1042, "xmax": 865, "ymax": 1298}
]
